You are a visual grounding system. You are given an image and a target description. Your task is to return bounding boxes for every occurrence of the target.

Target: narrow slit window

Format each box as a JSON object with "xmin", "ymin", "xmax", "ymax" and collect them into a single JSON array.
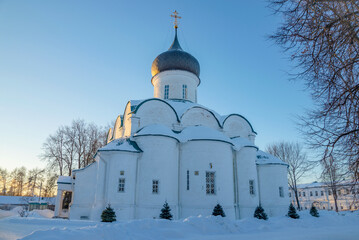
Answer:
[
  {"xmin": 152, "ymin": 180, "xmax": 159, "ymax": 194},
  {"xmin": 249, "ymin": 180, "xmax": 255, "ymax": 195},
  {"xmin": 187, "ymin": 170, "xmax": 190, "ymax": 190},
  {"xmin": 182, "ymin": 84, "xmax": 188, "ymax": 99},
  {"xmin": 164, "ymin": 85, "xmax": 169, "ymax": 99}
]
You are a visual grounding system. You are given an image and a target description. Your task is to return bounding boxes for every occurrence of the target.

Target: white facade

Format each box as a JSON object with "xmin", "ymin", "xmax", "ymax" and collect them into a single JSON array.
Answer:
[
  {"xmin": 55, "ymin": 28, "xmax": 289, "ymax": 221},
  {"xmin": 290, "ymin": 181, "xmax": 359, "ymax": 211}
]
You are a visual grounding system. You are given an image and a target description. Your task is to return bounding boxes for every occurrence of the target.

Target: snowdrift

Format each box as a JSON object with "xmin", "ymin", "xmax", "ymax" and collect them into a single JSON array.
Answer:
[{"xmin": 16, "ymin": 211, "xmax": 359, "ymax": 240}]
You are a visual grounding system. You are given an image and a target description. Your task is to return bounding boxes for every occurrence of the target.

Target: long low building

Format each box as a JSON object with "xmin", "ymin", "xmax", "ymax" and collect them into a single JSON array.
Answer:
[{"xmin": 290, "ymin": 181, "xmax": 359, "ymax": 211}]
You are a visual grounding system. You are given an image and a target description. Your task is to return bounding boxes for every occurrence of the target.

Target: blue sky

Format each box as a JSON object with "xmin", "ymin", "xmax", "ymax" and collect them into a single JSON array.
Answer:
[{"xmin": 0, "ymin": 1, "xmax": 315, "ymax": 178}]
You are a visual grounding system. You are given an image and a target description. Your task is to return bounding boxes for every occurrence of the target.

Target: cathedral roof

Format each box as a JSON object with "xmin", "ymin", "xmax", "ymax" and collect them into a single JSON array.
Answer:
[
  {"xmin": 134, "ymin": 124, "xmax": 256, "ymax": 150},
  {"xmin": 151, "ymin": 28, "xmax": 200, "ymax": 78},
  {"xmin": 98, "ymin": 138, "xmax": 142, "ymax": 153},
  {"xmin": 256, "ymin": 150, "xmax": 288, "ymax": 166},
  {"xmin": 129, "ymin": 99, "xmax": 257, "ymax": 134}
]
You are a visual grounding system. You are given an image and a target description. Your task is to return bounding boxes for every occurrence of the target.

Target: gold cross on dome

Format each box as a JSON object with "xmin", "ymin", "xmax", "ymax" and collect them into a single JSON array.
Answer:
[{"xmin": 170, "ymin": 10, "xmax": 181, "ymax": 29}]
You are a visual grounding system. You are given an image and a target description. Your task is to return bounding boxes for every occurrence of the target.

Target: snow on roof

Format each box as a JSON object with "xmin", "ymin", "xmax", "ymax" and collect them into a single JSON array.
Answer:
[
  {"xmin": 57, "ymin": 176, "xmax": 71, "ymax": 184},
  {"xmin": 180, "ymin": 125, "xmax": 232, "ymax": 144},
  {"xmin": 134, "ymin": 124, "xmax": 256, "ymax": 149},
  {"xmin": 129, "ymin": 99, "xmax": 251, "ymax": 130},
  {"xmin": 297, "ymin": 180, "xmax": 359, "ymax": 189},
  {"xmin": 0, "ymin": 196, "xmax": 55, "ymax": 205},
  {"xmin": 231, "ymin": 137, "xmax": 257, "ymax": 151},
  {"xmin": 98, "ymin": 138, "xmax": 142, "ymax": 153},
  {"xmin": 256, "ymin": 150, "xmax": 288, "ymax": 166}
]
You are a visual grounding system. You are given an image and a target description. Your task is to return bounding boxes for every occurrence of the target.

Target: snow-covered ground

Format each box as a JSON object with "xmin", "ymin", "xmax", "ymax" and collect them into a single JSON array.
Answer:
[{"xmin": 0, "ymin": 209, "xmax": 358, "ymax": 240}]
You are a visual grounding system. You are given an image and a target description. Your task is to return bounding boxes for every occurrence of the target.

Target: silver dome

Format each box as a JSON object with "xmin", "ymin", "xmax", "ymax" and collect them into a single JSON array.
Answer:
[{"xmin": 151, "ymin": 29, "xmax": 200, "ymax": 78}]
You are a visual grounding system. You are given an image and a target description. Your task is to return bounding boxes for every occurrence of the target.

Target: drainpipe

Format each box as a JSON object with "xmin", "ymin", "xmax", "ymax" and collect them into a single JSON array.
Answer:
[
  {"xmin": 177, "ymin": 142, "xmax": 181, "ymax": 219},
  {"xmin": 256, "ymin": 166, "xmax": 262, "ymax": 206},
  {"xmin": 232, "ymin": 149, "xmax": 239, "ymax": 219},
  {"xmin": 94, "ymin": 154, "xmax": 108, "ymax": 216},
  {"xmin": 133, "ymin": 152, "xmax": 141, "ymax": 219}
]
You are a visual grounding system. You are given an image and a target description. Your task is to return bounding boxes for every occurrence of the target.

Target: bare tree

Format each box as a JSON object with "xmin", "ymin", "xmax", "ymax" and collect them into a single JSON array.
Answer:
[
  {"xmin": 41, "ymin": 129, "xmax": 66, "ymax": 176},
  {"xmin": 267, "ymin": 142, "xmax": 310, "ymax": 210},
  {"xmin": 322, "ymin": 155, "xmax": 345, "ymax": 212},
  {"xmin": 0, "ymin": 168, "xmax": 8, "ymax": 195},
  {"xmin": 8, "ymin": 167, "xmax": 27, "ymax": 196},
  {"xmin": 41, "ymin": 119, "xmax": 107, "ymax": 176},
  {"xmin": 270, "ymin": 0, "xmax": 359, "ymax": 180},
  {"xmin": 26, "ymin": 168, "xmax": 45, "ymax": 197},
  {"xmin": 43, "ymin": 173, "xmax": 58, "ymax": 197}
]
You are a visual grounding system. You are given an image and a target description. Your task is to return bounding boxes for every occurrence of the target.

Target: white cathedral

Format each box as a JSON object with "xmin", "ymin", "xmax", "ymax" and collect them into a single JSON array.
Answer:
[{"xmin": 54, "ymin": 22, "xmax": 289, "ymax": 221}]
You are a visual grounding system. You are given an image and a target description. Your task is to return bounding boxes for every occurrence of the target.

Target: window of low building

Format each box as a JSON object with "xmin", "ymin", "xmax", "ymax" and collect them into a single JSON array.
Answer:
[
  {"xmin": 321, "ymin": 191, "xmax": 324, "ymax": 196},
  {"xmin": 303, "ymin": 191, "xmax": 306, "ymax": 197},
  {"xmin": 310, "ymin": 191, "xmax": 313, "ymax": 196},
  {"xmin": 315, "ymin": 191, "xmax": 318, "ymax": 196},
  {"xmin": 299, "ymin": 192, "xmax": 301, "ymax": 197}
]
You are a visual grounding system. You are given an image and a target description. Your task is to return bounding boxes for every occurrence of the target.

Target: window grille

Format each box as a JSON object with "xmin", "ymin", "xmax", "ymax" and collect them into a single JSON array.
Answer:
[
  {"xmin": 249, "ymin": 180, "xmax": 255, "ymax": 195},
  {"xmin": 206, "ymin": 172, "xmax": 216, "ymax": 195},
  {"xmin": 118, "ymin": 178, "xmax": 125, "ymax": 192},
  {"xmin": 152, "ymin": 180, "xmax": 159, "ymax": 194}
]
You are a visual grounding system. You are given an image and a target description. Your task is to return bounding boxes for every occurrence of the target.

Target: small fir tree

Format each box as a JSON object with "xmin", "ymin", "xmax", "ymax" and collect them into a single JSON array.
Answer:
[
  {"xmin": 287, "ymin": 203, "xmax": 300, "ymax": 219},
  {"xmin": 212, "ymin": 204, "xmax": 226, "ymax": 217},
  {"xmin": 310, "ymin": 204, "xmax": 319, "ymax": 217},
  {"xmin": 159, "ymin": 201, "xmax": 173, "ymax": 220},
  {"xmin": 101, "ymin": 204, "xmax": 116, "ymax": 222},
  {"xmin": 253, "ymin": 205, "xmax": 268, "ymax": 220}
]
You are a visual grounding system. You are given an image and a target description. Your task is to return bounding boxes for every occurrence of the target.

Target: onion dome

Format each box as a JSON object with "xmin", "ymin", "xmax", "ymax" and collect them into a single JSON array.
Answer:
[{"xmin": 151, "ymin": 28, "xmax": 200, "ymax": 78}]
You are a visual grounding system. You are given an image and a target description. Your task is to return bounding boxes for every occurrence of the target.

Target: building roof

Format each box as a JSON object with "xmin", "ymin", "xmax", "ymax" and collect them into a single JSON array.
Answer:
[
  {"xmin": 256, "ymin": 150, "xmax": 288, "ymax": 166},
  {"xmin": 134, "ymin": 124, "xmax": 256, "ymax": 149},
  {"xmin": 0, "ymin": 196, "xmax": 55, "ymax": 205},
  {"xmin": 98, "ymin": 138, "xmax": 142, "ymax": 153},
  {"xmin": 151, "ymin": 28, "xmax": 200, "ymax": 78},
  {"xmin": 129, "ymin": 99, "xmax": 256, "ymax": 134},
  {"xmin": 57, "ymin": 176, "xmax": 72, "ymax": 184},
  {"xmin": 297, "ymin": 181, "xmax": 359, "ymax": 189}
]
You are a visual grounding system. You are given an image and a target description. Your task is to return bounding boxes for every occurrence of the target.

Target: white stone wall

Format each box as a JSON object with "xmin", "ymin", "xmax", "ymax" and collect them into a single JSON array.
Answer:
[
  {"xmin": 180, "ymin": 140, "xmax": 236, "ymax": 219},
  {"xmin": 70, "ymin": 162, "xmax": 98, "ymax": 220},
  {"xmin": 152, "ymin": 70, "xmax": 200, "ymax": 102},
  {"xmin": 235, "ymin": 147, "xmax": 260, "ymax": 218},
  {"xmin": 257, "ymin": 164, "xmax": 289, "ymax": 217},
  {"xmin": 134, "ymin": 135, "xmax": 179, "ymax": 219}
]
